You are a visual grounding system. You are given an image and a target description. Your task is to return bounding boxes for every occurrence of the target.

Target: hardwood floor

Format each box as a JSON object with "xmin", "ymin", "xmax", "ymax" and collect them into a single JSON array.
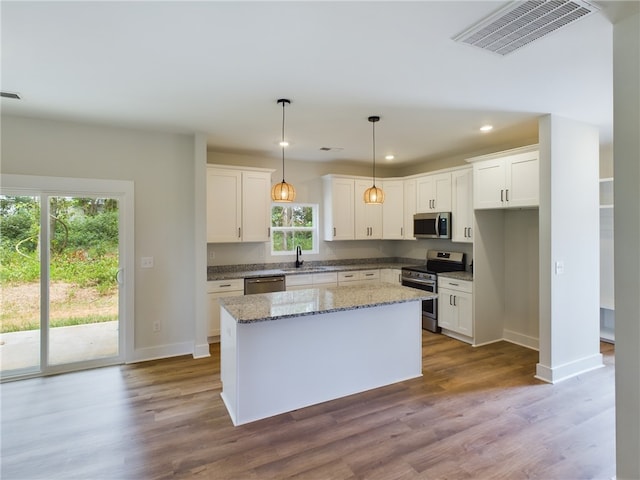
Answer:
[{"xmin": 1, "ymin": 332, "xmax": 615, "ymax": 480}]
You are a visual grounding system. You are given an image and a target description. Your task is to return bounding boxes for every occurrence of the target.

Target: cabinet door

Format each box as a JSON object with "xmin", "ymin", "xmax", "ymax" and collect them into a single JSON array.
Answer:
[
  {"xmin": 324, "ymin": 177, "xmax": 355, "ymax": 241},
  {"xmin": 355, "ymin": 179, "xmax": 383, "ymax": 239},
  {"xmin": 432, "ymin": 173, "xmax": 452, "ymax": 212},
  {"xmin": 474, "ymin": 159, "xmax": 506, "ymax": 210},
  {"xmin": 381, "ymin": 180, "xmax": 404, "ymax": 239},
  {"xmin": 438, "ymin": 288, "xmax": 456, "ymax": 330},
  {"xmin": 381, "ymin": 268, "xmax": 401, "ymax": 284},
  {"xmin": 506, "ymin": 151, "xmax": 539, "ymax": 208},
  {"xmin": 416, "ymin": 175, "xmax": 435, "ymax": 212},
  {"xmin": 242, "ymin": 171, "xmax": 272, "ymax": 242},
  {"xmin": 207, "ymin": 168, "xmax": 242, "ymax": 243},
  {"xmin": 456, "ymin": 291, "xmax": 473, "ymax": 337},
  {"xmin": 451, "ymin": 169, "xmax": 473, "ymax": 243},
  {"xmin": 403, "ymin": 179, "xmax": 416, "ymax": 239}
]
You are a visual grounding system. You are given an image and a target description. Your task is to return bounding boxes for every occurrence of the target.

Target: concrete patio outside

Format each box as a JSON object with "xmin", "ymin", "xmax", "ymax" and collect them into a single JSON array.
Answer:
[{"xmin": 0, "ymin": 321, "xmax": 118, "ymax": 373}]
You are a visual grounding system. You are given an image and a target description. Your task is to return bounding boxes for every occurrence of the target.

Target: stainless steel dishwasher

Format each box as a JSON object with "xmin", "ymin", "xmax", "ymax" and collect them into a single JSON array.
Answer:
[{"xmin": 244, "ymin": 275, "xmax": 286, "ymax": 295}]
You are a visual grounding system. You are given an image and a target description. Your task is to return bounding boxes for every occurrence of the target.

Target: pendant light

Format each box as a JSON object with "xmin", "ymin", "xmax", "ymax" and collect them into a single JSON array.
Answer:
[
  {"xmin": 363, "ymin": 115, "xmax": 384, "ymax": 204},
  {"xmin": 271, "ymin": 98, "xmax": 296, "ymax": 202}
]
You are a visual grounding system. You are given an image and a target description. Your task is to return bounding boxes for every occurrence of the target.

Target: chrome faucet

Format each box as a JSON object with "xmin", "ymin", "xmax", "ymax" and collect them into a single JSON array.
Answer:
[{"xmin": 295, "ymin": 245, "xmax": 303, "ymax": 268}]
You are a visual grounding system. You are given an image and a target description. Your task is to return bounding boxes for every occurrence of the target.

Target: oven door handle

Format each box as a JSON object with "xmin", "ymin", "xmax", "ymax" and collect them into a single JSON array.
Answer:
[{"xmin": 402, "ymin": 277, "xmax": 436, "ymax": 289}]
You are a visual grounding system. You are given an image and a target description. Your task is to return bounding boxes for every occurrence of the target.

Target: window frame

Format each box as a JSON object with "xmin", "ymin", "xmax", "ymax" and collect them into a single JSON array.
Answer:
[{"xmin": 270, "ymin": 202, "xmax": 319, "ymax": 256}]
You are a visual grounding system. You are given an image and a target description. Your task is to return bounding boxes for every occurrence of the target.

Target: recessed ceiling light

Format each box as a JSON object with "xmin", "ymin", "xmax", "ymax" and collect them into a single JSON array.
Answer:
[
  {"xmin": 385, "ymin": 155, "xmax": 395, "ymax": 161},
  {"xmin": 279, "ymin": 141, "xmax": 289, "ymax": 147},
  {"xmin": 480, "ymin": 125, "xmax": 493, "ymax": 132}
]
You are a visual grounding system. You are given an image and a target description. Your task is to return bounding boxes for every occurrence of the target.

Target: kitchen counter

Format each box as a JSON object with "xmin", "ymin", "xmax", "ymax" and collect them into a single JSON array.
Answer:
[
  {"xmin": 219, "ymin": 283, "xmax": 436, "ymax": 323},
  {"xmin": 208, "ymin": 260, "xmax": 412, "ymax": 281},
  {"xmin": 219, "ymin": 283, "xmax": 429, "ymax": 426},
  {"xmin": 438, "ymin": 271, "xmax": 473, "ymax": 282}
]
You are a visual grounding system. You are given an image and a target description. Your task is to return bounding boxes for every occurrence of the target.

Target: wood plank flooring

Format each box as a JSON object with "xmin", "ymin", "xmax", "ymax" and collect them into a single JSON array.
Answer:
[{"xmin": 1, "ymin": 332, "xmax": 616, "ymax": 480}]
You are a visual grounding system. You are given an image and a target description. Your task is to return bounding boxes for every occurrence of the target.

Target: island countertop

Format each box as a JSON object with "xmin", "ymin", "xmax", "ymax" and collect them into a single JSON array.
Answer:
[{"xmin": 218, "ymin": 283, "xmax": 436, "ymax": 324}]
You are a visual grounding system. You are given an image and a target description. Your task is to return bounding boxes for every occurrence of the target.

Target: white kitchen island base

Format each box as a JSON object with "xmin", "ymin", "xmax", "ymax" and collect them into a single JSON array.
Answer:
[{"xmin": 220, "ymin": 300, "xmax": 422, "ymax": 426}]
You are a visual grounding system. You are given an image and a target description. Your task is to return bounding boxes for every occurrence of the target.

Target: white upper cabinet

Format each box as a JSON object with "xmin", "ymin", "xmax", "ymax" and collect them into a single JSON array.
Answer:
[
  {"xmin": 416, "ymin": 172, "xmax": 452, "ymax": 213},
  {"xmin": 403, "ymin": 179, "xmax": 416, "ymax": 240},
  {"xmin": 323, "ymin": 175, "xmax": 355, "ymax": 241},
  {"xmin": 381, "ymin": 179, "xmax": 404, "ymax": 239},
  {"xmin": 451, "ymin": 168, "xmax": 473, "ymax": 243},
  {"xmin": 472, "ymin": 148, "xmax": 539, "ymax": 210},
  {"xmin": 355, "ymin": 179, "xmax": 383, "ymax": 239},
  {"xmin": 207, "ymin": 165, "xmax": 273, "ymax": 243}
]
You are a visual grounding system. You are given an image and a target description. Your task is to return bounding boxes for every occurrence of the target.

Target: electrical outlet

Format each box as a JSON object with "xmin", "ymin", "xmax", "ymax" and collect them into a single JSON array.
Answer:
[
  {"xmin": 555, "ymin": 261, "xmax": 565, "ymax": 275},
  {"xmin": 208, "ymin": 250, "xmax": 215, "ymax": 261},
  {"xmin": 141, "ymin": 257, "xmax": 154, "ymax": 268},
  {"xmin": 153, "ymin": 321, "xmax": 161, "ymax": 332}
]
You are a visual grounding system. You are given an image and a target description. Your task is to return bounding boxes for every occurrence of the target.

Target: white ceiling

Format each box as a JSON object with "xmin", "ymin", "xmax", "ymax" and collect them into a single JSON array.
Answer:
[{"xmin": 0, "ymin": 1, "xmax": 630, "ymax": 166}]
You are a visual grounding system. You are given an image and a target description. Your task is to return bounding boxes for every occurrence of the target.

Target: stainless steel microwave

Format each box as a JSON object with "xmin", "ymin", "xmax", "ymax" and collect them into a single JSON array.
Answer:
[{"xmin": 413, "ymin": 212, "xmax": 451, "ymax": 239}]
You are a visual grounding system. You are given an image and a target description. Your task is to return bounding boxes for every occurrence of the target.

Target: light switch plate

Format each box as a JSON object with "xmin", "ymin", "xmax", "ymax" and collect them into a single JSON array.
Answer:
[
  {"xmin": 555, "ymin": 261, "xmax": 565, "ymax": 275},
  {"xmin": 141, "ymin": 257, "xmax": 154, "ymax": 268}
]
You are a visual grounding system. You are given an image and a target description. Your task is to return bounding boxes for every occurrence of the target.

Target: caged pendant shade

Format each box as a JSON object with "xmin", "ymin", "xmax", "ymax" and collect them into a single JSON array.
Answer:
[
  {"xmin": 271, "ymin": 98, "xmax": 296, "ymax": 202},
  {"xmin": 364, "ymin": 115, "xmax": 384, "ymax": 204}
]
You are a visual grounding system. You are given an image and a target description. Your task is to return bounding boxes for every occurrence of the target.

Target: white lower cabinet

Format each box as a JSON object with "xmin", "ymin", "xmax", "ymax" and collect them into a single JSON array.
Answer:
[
  {"xmin": 207, "ymin": 279, "xmax": 244, "ymax": 338},
  {"xmin": 381, "ymin": 268, "xmax": 401, "ymax": 285},
  {"xmin": 286, "ymin": 272, "xmax": 338, "ymax": 290},
  {"xmin": 338, "ymin": 269, "xmax": 380, "ymax": 286},
  {"xmin": 438, "ymin": 278, "xmax": 473, "ymax": 338}
]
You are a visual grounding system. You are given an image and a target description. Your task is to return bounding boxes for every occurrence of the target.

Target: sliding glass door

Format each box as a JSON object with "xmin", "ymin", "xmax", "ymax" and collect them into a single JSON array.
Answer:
[{"xmin": 1, "ymin": 176, "xmax": 132, "ymax": 379}]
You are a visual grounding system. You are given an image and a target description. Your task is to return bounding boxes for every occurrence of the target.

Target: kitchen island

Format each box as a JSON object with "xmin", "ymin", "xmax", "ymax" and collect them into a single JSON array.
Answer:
[{"xmin": 219, "ymin": 283, "xmax": 436, "ymax": 426}]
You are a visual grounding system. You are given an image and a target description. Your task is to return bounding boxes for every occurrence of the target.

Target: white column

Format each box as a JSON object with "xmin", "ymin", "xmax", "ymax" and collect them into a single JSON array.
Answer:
[
  {"xmin": 537, "ymin": 114, "xmax": 603, "ymax": 383},
  {"xmin": 613, "ymin": 10, "xmax": 640, "ymax": 480},
  {"xmin": 193, "ymin": 133, "xmax": 210, "ymax": 358}
]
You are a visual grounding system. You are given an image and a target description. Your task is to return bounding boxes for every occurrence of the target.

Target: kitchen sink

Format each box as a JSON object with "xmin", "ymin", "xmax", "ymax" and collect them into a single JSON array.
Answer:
[{"xmin": 280, "ymin": 266, "xmax": 330, "ymax": 273}]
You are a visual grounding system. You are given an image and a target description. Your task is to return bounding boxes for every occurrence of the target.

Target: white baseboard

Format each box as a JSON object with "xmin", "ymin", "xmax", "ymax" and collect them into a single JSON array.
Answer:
[
  {"xmin": 535, "ymin": 353, "xmax": 604, "ymax": 384},
  {"xmin": 503, "ymin": 329, "xmax": 539, "ymax": 350},
  {"xmin": 129, "ymin": 341, "xmax": 194, "ymax": 363},
  {"xmin": 193, "ymin": 342, "xmax": 211, "ymax": 359}
]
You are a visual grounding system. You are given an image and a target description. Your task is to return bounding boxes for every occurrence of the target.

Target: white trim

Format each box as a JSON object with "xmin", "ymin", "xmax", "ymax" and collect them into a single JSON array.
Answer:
[
  {"xmin": 535, "ymin": 353, "xmax": 604, "ymax": 384},
  {"xmin": 465, "ymin": 144, "xmax": 539, "ymax": 164},
  {"xmin": 129, "ymin": 341, "xmax": 194, "ymax": 363},
  {"xmin": 502, "ymin": 329, "xmax": 539, "ymax": 350}
]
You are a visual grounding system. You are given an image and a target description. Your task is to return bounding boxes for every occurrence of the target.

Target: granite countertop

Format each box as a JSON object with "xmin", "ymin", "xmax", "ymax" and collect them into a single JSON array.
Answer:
[
  {"xmin": 218, "ymin": 283, "xmax": 437, "ymax": 323},
  {"xmin": 438, "ymin": 271, "xmax": 474, "ymax": 282},
  {"xmin": 208, "ymin": 261, "xmax": 413, "ymax": 281}
]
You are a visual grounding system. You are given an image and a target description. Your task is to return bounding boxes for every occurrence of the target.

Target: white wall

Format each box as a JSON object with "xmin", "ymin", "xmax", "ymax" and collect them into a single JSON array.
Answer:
[
  {"xmin": 613, "ymin": 10, "xmax": 640, "ymax": 480},
  {"xmin": 0, "ymin": 115, "xmax": 198, "ymax": 362},
  {"xmin": 537, "ymin": 114, "xmax": 602, "ymax": 382}
]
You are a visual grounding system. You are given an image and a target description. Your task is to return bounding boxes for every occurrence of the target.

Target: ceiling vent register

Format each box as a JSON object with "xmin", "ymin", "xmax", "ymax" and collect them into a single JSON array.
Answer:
[{"xmin": 453, "ymin": 0, "xmax": 599, "ymax": 56}]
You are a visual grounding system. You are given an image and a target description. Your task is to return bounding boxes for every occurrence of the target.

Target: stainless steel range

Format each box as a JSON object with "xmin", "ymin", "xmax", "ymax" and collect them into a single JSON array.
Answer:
[{"xmin": 401, "ymin": 250, "xmax": 466, "ymax": 332}]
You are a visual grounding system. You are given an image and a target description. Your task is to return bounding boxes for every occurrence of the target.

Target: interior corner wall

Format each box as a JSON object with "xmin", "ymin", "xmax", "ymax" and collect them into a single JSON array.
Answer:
[
  {"xmin": 0, "ymin": 115, "xmax": 197, "ymax": 362},
  {"xmin": 613, "ymin": 10, "xmax": 640, "ymax": 480},
  {"xmin": 537, "ymin": 114, "xmax": 602, "ymax": 383}
]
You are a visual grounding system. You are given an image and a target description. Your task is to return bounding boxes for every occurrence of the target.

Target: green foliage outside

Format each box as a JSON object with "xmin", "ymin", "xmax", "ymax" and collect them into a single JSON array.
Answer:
[
  {"xmin": 271, "ymin": 205, "xmax": 314, "ymax": 252},
  {"xmin": 1, "ymin": 195, "xmax": 119, "ymax": 333}
]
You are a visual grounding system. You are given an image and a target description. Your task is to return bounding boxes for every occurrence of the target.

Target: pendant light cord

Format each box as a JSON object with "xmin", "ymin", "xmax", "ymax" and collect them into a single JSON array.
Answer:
[
  {"xmin": 281, "ymin": 100, "xmax": 286, "ymax": 183},
  {"xmin": 372, "ymin": 120, "xmax": 376, "ymax": 187}
]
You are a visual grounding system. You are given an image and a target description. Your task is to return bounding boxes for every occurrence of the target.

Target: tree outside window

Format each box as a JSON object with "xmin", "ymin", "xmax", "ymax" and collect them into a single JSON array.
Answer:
[{"xmin": 271, "ymin": 204, "xmax": 318, "ymax": 255}]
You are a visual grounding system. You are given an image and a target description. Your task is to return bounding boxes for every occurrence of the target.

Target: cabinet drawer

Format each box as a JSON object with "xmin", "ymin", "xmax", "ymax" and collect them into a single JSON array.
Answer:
[
  {"xmin": 207, "ymin": 279, "xmax": 244, "ymax": 293},
  {"xmin": 313, "ymin": 272, "xmax": 338, "ymax": 285},
  {"xmin": 438, "ymin": 278, "xmax": 472, "ymax": 293},
  {"xmin": 360, "ymin": 269, "xmax": 380, "ymax": 280},
  {"xmin": 338, "ymin": 271, "xmax": 359, "ymax": 282},
  {"xmin": 285, "ymin": 274, "xmax": 314, "ymax": 287}
]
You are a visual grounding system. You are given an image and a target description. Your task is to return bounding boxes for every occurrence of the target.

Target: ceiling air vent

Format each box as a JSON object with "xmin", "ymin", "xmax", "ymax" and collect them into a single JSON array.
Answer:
[{"xmin": 453, "ymin": 0, "xmax": 599, "ymax": 56}]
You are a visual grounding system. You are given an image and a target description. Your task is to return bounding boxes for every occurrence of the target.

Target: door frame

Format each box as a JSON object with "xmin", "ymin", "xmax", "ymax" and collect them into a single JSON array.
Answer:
[{"xmin": 1, "ymin": 174, "xmax": 134, "ymax": 377}]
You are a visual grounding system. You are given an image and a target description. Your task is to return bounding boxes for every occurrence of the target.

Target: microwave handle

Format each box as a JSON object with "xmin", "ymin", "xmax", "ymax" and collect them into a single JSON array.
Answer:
[{"xmin": 435, "ymin": 213, "xmax": 441, "ymax": 236}]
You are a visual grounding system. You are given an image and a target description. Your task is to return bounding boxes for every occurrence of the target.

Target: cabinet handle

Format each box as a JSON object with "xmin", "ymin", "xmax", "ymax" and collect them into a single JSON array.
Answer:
[
  {"xmin": 468, "ymin": 227, "xmax": 472, "ymax": 238},
  {"xmin": 365, "ymin": 273, "xmax": 374, "ymax": 277},
  {"xmin": 401, "ymin": 227, "xmax": 403, "ymax": 236},
  {"xmin": 344, "ymin": 274, "xmax": 354, "ymax": 278},
  {"xmin": 450, "ymin": 282, "xmax": 459, "ymax": 286},
  {"xmin": 334, "ymin": 227, "xmax": 336, "ymax": 237},
  {"xmin": 449, "ymin": 294, "xmax": 453, "ymax": 305},
  {"xmin": 453, "ymin": 295, "xmax": 457, "ymax": 306},
  {"xmin": 464, "ymin": 227, "xmax": 468, "ymax": 237},
  {"xmin": 506, "ymin": 189, "xmax": 509, "ymax": 202},
  {"xmin": 501, "ymin": 189, "xmax": 504, "ymax": 202},
  {"xmin": 238, "ymin": 227, "xmax": 241, "ymax": 238},
  {"xmin": 219, "ymin": 284, "xmax": 231, "ymax": 288},
  {"xmin": 268, "ymin": 227, "xmax": 271, "ymax": 238}
]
